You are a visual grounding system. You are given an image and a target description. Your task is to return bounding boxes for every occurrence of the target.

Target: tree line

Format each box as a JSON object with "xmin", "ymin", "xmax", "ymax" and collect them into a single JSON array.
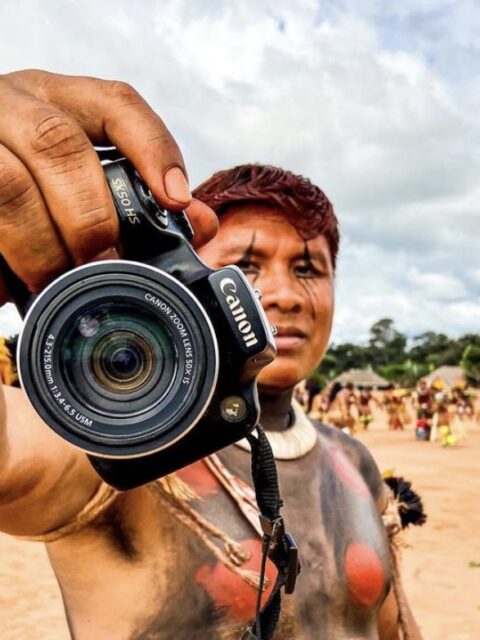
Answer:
[{"xmin": 315, "ymin": 318, "xmax": 480, "ymax": 387}]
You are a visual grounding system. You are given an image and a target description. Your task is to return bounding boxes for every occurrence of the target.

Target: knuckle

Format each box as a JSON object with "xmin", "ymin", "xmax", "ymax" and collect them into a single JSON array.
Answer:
[
  {"xmin": 30, "ymin": 111, "xmax": 90, "ymax": 164},
  {"xmin": 0, "ymin": 161, "xmax": 35, "ymax": 218},
  {"xmin": 22, "ymin": 266, "xmax": 56, "ymax": 293},
  {"xmin": 3, "ymin": 68, "xmax": 48, "ymax": 90},
  {"xmin": 30, "ymin": 69, "xmax": 56, "ymax": 95},
  {"xmin": 0, "ymin": 220, "xmax": 68, "ymax": 293},
  {"xmin": 103, "ymin": 80, "xmax": 143, "ymax": 106},
  {"xmin": 70, "ymin": 207, "xmax": 118, "ymax": 258},
  {"xmin": 150, "ymin": 130, "xmax": 180, "ymax": 155},
  {"xmin": 145, "ymin": 132, "xmax": 184, "ymax": 169},
  {"xmin": 26, "ymin": 256, "xmax": 68, "ymax": 292}
]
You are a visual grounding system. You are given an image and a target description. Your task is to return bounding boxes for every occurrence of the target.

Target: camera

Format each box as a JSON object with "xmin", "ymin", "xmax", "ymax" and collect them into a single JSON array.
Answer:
[{"xmin": 9, "ymin": 151, "xmax": 276, "ymax": 490}]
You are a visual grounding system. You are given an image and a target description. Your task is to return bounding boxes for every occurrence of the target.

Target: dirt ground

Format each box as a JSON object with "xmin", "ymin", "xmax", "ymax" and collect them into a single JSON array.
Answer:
[
  {"xmin": 0, "ymin": 416, "xmax": 479, "ymax": 639},
  {"xmin": 361, "ymin": 419, "xmax": 480, "ymax": 640}
]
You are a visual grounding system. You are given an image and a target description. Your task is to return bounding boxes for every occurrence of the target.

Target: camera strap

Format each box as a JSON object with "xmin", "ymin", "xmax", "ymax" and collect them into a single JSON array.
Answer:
[{"xmin": 242, "ymin": 426, "xmax": 301, "ymax": 640}]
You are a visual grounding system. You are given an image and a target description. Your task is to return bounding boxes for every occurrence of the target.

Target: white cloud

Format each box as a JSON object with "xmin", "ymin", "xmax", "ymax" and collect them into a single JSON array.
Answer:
[
  {"xmin": 0, "ymin": 0, "xmax": 478, "ymax": 344},
  {"xmin": 0, "ymin": 304, "xmax": 21, "ymax": 338},
  {"xmin": 467, "ymin": 268, "xmax": 480, "ymax": 287},
  {"xmin": 405, "ymin": 268, "xmax": 468, "ymax": 300}
]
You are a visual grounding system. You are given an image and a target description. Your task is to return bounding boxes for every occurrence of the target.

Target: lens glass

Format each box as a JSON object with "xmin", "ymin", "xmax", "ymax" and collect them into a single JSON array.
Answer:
[
  {"xmin": 90, "ymin": 330, "xmax": 154, "ymax": 393},
  {"xmin": 59, "ymin": 300, "xmax": 176, "ymax": 413}
]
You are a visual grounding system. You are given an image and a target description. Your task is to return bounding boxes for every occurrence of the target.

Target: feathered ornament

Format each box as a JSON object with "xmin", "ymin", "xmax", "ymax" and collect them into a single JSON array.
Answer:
[{"xmin": 383, "ymin": 476, "xmax": 427, "ymax": 529}]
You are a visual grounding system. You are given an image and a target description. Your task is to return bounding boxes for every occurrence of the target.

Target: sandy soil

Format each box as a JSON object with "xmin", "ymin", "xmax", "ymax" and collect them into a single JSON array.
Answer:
[
  {"xmin": 360, "ymin": 419, "xmax": 480, "ymax": 640},
  {"xmin": 0, "ymin": 418, "xmax": 479, "ymax": 639}
]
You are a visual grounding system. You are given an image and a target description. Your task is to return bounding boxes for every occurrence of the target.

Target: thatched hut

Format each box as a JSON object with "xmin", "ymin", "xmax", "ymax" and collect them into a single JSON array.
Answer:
[
  {"xmin": 332, "ymin": 368, "xmax": 390, "ymax": 389},
  {"xmin": 421, "ymin": 366, "xmax": 465, "ymax": 389}
]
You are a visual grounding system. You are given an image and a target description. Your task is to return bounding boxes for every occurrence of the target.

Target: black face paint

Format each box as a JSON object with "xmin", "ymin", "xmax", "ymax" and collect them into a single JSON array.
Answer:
[
  {"xmin": 297, "ymin": 242, "xmax": 320, "ymax": 320},
  {"xmin": 241, "ymin": 232, "xmax": 256, "ymax": 263},
  {"xmin": 236, "ymin": 232, "xmax": 260, "ymax": 284}
]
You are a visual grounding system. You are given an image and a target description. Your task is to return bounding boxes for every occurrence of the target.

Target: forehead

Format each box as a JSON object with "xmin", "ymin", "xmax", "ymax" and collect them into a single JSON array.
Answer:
[{"xmin": 210, "ymin": 202, "xmax": 330, "ymax": 257}]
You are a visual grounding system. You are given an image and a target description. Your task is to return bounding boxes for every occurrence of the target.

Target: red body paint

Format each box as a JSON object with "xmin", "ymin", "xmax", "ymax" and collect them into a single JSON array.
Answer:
[
  {"xmin": 177, "ymin": 461, "xmax": 219, "ymax": 497},
  {"xmin": 196, "ymin": 539, "xmax": 276, "ymax": 619},
  {"xmin": 330, "ymin": 447, "xmax": 369, "ymax": 498},
  {"xmin": 344, "ymin": 542, "xmax": 385, "ymax": 608}
]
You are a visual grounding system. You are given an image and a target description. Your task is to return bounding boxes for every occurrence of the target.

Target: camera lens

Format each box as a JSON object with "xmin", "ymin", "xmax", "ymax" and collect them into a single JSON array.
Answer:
[
  {"xmin": 60, "ymin": 300, "xmax": 174, "ymax": 410},
  {"xmin": 91, "ymin": 331, "xmax": 153, "ymax": 393},
  {"xmin": 104, "ymin": 345, "xmax": 141, "ymax": 380},
  {"xmin": 18, "ymin": 262, "xmax": 219, "ymax": 457}
]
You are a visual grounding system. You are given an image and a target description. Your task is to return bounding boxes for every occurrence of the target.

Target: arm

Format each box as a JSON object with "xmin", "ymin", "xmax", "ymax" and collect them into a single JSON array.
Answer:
[
  {"xmin": 378, "ymin": 475, "xmax": 426, "ymax": 639},
  {"xmin": 341, "ymin": 435, "xmax": 424, "ymax": 639},
  {"xmin": 0, "ymin": 382, "xmax": 100, "ymax": 536},
  {"xmin": 0, "ymin": 69, "xmax": 217, "ymax": 536},
  {"xmin": 375, "ymin": 476, "xmax": 424, "ymax": 639},
  {"xmin": 377, "ymin": 587, "xmax": 423, "ymax": 640}
]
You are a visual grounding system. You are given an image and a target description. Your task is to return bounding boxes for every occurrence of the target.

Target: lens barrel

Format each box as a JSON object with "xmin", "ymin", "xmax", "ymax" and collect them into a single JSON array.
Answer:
[{"xmin": 17, "ymin": 261, "xmax": 219, "ymax": 458}]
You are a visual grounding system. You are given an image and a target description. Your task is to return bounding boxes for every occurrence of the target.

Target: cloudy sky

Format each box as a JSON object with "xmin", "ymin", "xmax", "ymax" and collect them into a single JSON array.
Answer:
[{"xmin": 0, "ymin": 0, "xmax": 478, "ymax": 345}]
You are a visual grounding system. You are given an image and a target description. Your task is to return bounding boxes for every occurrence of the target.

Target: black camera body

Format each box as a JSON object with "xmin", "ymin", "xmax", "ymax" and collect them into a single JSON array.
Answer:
[{"xmin": 12, "ymin": 154, "xmax": 275, "ymax": 490}]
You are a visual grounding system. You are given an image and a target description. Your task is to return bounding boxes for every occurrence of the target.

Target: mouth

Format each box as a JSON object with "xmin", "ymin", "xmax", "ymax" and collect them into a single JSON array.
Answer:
[{"xmin": 273, "ymin": 326, "xmax": 307, "ymax": 352}]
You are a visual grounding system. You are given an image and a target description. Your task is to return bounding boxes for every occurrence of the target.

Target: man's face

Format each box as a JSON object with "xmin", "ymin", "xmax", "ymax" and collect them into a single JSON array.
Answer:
[{"xmin": 198, "ymin": 203, "xmax": 335, "ymax": 390}]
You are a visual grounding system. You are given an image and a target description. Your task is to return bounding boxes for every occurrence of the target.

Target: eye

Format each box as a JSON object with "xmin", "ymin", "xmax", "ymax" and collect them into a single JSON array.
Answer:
[
  {"xmin": 235, "ymin": 258, "xmax": 260, "ymax": 277},
  {"xmin": 294, "ymin": 261, "xmax": 323, "ymax": 278}
]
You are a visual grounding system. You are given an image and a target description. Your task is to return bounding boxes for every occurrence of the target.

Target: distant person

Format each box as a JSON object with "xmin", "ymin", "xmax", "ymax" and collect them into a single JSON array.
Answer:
[
  {"xmin": 293, "ymin": 380, "xmax": 309, "ymax": 409},
  {"xmin": 383, "ymin": 386, "xmax": 406, "ymax": 431},
  {"xmin": 432, "ymin": 390, "xmax": 457, "ymax": 447},
  {"xmin": 413, "ymin": 380, "xmax": 434, "ymax": 440},
  {"xmin": 357, "ymin": 387, "xmax": 375, "ymax": 431},
  {"xmin": 304, "ymin": 377, "xmax": 322, "ymax": 413},
  {"xmin": 452, "ymin": 384, "xmax": 474, "ymax": 421},
  {"xmin": 0, "ymin": 338, "xmax": 18, "ymax": 387},
  {"xmin": 322, "ymin": 381, "xmax": 356, "ymax": 433}
]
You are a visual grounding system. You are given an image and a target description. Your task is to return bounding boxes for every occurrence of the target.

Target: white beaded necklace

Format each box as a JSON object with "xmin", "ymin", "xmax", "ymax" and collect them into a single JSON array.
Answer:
[{"xmin": 234, "ymin": 399, "xmax": 318, "ymax": 460}]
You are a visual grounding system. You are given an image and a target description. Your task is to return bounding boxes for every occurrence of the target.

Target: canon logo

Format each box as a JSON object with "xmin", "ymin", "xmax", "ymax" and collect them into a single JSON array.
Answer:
[{"xmin": 219, "ymin": 277, "xmax": 259, "ymax": 348}]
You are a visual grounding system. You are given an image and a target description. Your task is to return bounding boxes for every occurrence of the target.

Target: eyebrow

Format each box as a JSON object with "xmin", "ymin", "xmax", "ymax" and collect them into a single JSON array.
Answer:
[
  {"xmin": 301, "ymin": 249, "xmax": 331, "ymax": 272},
  {"xmin": 226, "ymin": 243, "xmax": 332, "ymax": 270}
]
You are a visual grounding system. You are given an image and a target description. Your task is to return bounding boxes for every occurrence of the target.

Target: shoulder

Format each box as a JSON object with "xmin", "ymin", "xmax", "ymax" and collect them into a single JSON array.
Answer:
[{"xmin": 312, "ymin": 420, "xmax": 386, "ymax": 508}]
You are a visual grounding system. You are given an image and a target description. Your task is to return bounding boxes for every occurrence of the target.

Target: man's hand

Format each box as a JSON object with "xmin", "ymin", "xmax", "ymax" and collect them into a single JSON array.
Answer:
[{"xmin": 0, "ymin": 69, "xmax": 217, "ymax": 304}]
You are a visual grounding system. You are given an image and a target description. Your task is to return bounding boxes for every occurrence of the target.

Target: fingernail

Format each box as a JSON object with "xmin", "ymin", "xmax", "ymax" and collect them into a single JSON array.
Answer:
[
  {"xmin": 92, "ymin": 247, "xmax": 119, "ymax": 262},
  {"xmin": 164, "ymin": 167, "xmax": 191, "ymax": 204}
]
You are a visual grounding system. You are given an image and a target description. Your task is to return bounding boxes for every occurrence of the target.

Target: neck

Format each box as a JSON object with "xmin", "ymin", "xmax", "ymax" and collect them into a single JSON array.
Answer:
[{"xmin": 258, "ymin": 386, "xmax": 294, "ymax": 432}]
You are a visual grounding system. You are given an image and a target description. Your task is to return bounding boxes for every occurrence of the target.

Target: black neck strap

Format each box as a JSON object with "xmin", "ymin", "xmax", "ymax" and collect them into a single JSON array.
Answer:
[{"xmin": 242, "ymin": 426, "xmax": 301, "ymax": 640}]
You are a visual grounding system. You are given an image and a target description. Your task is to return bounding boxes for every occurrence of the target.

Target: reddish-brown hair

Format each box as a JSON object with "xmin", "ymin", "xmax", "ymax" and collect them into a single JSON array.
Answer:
[{"xmin": 193, "ymin": 164, "xmax": 339, "ymax": 268}]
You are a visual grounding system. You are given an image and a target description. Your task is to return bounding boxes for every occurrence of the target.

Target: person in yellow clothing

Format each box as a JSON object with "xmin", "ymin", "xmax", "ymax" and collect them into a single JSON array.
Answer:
[{"xmin": 0, "ymin": 337, "xmax": 18, "ymax": 387}]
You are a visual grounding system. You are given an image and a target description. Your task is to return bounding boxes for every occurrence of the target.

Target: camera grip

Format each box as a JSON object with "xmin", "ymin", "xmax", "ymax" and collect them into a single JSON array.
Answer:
[{"xmin": 0, "ymin": 255, "xmax": 35, "ymax": 318}]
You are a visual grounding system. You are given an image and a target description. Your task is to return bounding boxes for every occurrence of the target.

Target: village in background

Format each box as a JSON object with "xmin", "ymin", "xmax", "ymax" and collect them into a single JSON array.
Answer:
[{"xmin": 295, "ymin": 317, "xmax": 480, "ymax": 446}]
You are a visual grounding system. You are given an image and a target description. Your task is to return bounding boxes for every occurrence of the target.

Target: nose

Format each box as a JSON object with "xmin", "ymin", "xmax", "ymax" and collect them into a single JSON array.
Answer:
[{"xmin": 256, "ymin": 268, "xmax": 304, "ymax": 314}]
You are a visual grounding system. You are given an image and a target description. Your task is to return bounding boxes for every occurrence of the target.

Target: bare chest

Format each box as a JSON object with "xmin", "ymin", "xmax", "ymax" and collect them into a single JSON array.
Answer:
[{"xmin": 47, "ymin": 439, "xmax": 391, "ymax": 640}]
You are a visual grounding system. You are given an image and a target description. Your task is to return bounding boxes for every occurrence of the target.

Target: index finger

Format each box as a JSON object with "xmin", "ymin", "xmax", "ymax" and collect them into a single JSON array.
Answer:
[{"xmin": 6, "ymin": 71, "xmax": 192, "ymax": 211}]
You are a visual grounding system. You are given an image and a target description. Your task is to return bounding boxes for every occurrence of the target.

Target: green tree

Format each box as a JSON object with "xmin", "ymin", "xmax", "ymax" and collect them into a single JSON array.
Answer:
[
  {"xmin": 379, "ymin": 360, "xmax": 427, "ymax": 387},
  {"xmin": 410, "ymin": 332, "xmax": 463, "ymax": 368},
  {"xmin": 366, "ymin": 318, "xmax": 406, "ymax": 368},
  {"xmin": 318, "ymin": 321, "xmax": 479, "ymax": 387},
  {"xmin": 316, "ymin": 352, "xmax": 337, "ymax": 382},
  {"xmin": 323, "ymin": 343, "xmax": 366, "ymax": 376},
  {"xmin": 461, "ymin": 345, "xmax": 480, "ymax": 384}
]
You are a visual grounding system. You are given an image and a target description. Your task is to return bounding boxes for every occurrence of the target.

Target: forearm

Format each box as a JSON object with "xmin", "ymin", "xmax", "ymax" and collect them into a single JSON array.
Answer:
[
  {"xmin": 378, "ymin": 480, "xmax": 426, "ymax": 640},
  {"xmin": 0, "ymin": 385, "xmax": 100, "ymax": 536},
  {"xmin": 378, "ymin": 587, "xmax": 423, "ymax": 640}
]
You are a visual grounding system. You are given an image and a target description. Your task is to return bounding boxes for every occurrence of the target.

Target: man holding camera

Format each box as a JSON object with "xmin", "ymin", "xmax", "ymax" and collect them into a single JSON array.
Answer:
[{"xmin": 0, "ymin": 70, "xmax": 422, "ymax": 639}]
